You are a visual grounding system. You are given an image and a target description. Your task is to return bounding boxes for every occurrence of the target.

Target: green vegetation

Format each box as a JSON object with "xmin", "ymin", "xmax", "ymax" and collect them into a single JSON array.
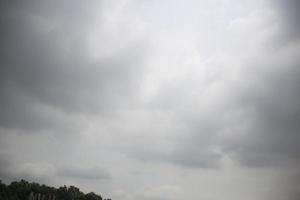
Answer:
[{"xmin": 0, "ymin": 179, "xmax": 111, "ymax": 200}]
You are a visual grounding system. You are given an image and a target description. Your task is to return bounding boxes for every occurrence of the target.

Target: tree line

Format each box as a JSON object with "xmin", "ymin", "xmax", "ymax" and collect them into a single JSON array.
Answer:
[{"xmin": 0, "ymin": 179, "xmax": 111, "ymax": 200}]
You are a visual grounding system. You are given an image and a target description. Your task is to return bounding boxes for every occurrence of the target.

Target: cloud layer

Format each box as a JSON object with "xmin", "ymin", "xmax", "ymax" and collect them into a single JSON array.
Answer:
[{"xmin": 1, "ymin": 0, "xmax": 300, "ymax": 200}]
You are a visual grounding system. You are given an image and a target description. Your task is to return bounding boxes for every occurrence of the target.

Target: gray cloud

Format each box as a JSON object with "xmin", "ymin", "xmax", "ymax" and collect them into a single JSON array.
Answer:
[
  {"xmin": 271, "ymin": 0, "xmax": 300, "ymax": 42},
  {"xmin": 126, "ymin": 34, "xmax": 300, "ymax": 172},
  {"xmin": 0, "ymin": 1, "xmax": 300, "ymax": 200},
  {"xmin": 221, "ymin": 49, "xmax": 300, "ymax": 167},
  {"xmin": 57, "ymin": 166, "xmax": 111, "ymax": 180},
  {"xmin": 0, "ymin": 0, "xmax": 148, "ymax": 132},
  {"xmin": 0, "ymin": 153, "xmax": 111, "ymax": 184},
  {"xmin": 0, "ymin": 153, "xmax": 55, "ymax": 184},
  {"xmin": 127, "ymin": 128, "xmax": 222, "ymax": 169}
]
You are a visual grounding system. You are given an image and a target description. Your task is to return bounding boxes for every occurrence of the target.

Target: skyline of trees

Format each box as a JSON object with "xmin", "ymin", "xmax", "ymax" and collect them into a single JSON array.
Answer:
[{"xmin": 0, "ymin": 179, "xmax": 110, "ymax": 200}]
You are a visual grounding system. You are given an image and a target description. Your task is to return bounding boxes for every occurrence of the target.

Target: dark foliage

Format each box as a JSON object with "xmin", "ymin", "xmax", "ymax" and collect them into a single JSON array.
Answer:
[{"xmin": 0, "ymin": 179, "xmax": 110, "ymax": 200}]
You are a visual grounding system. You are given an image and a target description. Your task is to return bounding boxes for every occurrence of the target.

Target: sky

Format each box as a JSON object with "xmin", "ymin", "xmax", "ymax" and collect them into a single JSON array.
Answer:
[{"xmin": 0, "ymin": 0, "xmax": 300, "ymax": 200}]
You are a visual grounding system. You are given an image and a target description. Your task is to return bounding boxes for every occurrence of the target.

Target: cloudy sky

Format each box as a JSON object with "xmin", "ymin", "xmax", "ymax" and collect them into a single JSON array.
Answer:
[{"xmin": 0, "ymin": 0, "xmax": 300, "ymax": 199}]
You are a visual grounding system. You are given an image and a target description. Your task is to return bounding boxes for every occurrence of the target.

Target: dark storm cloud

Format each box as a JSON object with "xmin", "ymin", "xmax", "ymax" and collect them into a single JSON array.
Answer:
[
  {"xmin": 222, "ymin": 54, "xmax": 300, "ymax": 167},
  {"xmin": 0, "ymin": 0, "xmax": 148, "ymax": 132},
  {"xmin": 272, "ymin": 0, "xmax": 300, "ymax": 40}
]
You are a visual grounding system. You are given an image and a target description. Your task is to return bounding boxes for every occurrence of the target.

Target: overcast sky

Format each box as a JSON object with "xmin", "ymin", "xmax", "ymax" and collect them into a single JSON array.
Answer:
[{"xmin": 0, "ymin": 0, "xmax": 300, "ymax": 200}]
